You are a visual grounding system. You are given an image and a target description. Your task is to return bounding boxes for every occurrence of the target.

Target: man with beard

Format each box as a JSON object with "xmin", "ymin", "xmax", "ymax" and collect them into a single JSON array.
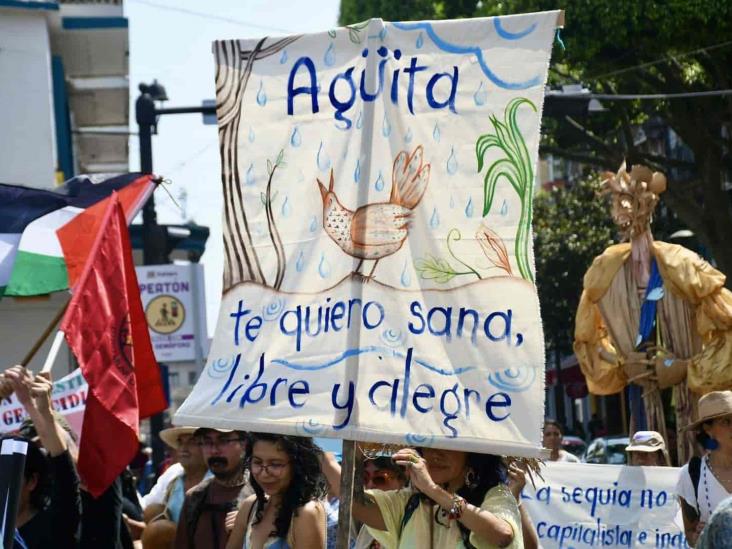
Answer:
[{"xmin": 174, "ymin": 428, "xmax": 251, "ymax": 549}]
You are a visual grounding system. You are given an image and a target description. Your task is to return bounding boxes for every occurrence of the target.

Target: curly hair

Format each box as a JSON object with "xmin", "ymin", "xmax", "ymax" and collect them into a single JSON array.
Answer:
[{"xmin": 247, "ymin": 433, "xmax": 327, "ymax": 539}]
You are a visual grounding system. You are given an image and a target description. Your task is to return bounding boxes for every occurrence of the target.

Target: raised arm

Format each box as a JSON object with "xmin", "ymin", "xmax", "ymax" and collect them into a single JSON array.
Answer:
[
  {"xmin": 393, "ymin": 449, "xmax": 514, "ymax": 548},
  {"xmin": 6, "ymin": 366, "xmax": 67, "ymax": 456},
  {"xmin": 318, "ymin": 451, "xmax": 386, "ymax": 531}
]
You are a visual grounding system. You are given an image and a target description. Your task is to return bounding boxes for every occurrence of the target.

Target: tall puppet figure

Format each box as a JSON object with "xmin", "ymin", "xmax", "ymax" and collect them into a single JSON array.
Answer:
[{"xmin": 574, "ymin": 164, "xmax": 732, "ymax": 464}]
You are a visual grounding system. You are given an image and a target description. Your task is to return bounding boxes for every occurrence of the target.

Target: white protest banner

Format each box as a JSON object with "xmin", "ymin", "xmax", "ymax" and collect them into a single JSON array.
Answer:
[
  {"xmin": 0, "ymin": 368, "xmax": 87, "ymax": 438},
  {"xmin": 137, "ymin": 264, "xmax": 207, "ymax": 362},
  {"xmin": 523, "ymin": 462, "xmax": 689, "ymax": 549},
  {"xmin": 176, "ymin": 12, "xmax": 560, "ymax": 455}
]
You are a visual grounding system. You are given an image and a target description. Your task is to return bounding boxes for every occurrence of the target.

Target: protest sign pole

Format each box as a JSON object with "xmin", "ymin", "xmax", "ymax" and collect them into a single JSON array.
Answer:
[
  {"xmin": 19, "ymin": 299, "xmax": 68, "ymax": 368},
  {"xmin": 0, "ymin": 438, "xmax": 28, "ymax": 547},
  {"xmin": 336, "ymin": 440, "xmax": 357, "ymax": 548}
]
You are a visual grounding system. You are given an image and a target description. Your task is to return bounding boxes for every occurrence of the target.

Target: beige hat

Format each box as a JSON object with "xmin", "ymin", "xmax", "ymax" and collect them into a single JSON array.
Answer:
[
  {"xmin": 686, "ymin": 391, "xmax": 732, "ymax": 431},
  {"xmin": 625, "ymin": 431, "xmax": 667, "ymax": 453},
  {"xmin": 159, "ymin": 426, "xmax": 197, "ymax": 449}
]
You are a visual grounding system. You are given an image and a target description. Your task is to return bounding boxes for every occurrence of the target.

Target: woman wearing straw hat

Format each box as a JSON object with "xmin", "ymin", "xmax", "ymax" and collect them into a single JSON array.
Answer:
[
  {"xmin": 125, "ymin": 426, "xmax": 210, "ymax": 547},
  {"xmin": 676, "ymin": 391, "xmax": 732, "ymax": 547}
]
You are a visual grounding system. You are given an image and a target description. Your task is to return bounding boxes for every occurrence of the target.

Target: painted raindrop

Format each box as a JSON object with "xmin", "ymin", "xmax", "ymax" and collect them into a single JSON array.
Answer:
[
  {"xmin": 354, "ymin": 159, "xmax": 361, "ymax": 184},
  {"xmin": 290, "ymin": 126, "xmax": 302, "ymax": 147},
  {"xmin": 280, "ymin": 50, "xmax": 288, "ymax": 64},
  {"xmin": 429, "ymin": 208, "xmax": 440, "ymax": 229},
  {"xmin": 382, "ymin": 113, "xmax": 391, "ymax": 137},
  {"xmin": 449, "ymin": 194, "xmax": 455, "ymax": 208},
  {"xmin": 378, "ymin": 27, "xmax": 387, "ymax": 41},
  {"xmin": 309, "ymin": 216, "xmax": 318, "ymax": 232},
  {"xmin": 317, "ymin": 141, "xmax": 331, "ymax": 171},
  {"xmin": 256, "ymin": 80, "xmax": 267, "ymax": 106},
  {"xmin": 245, "ymin": 163, "xmax": 255, "ymax": 186},
  {"xmin": 295, "ymin": 250, "xmax": 305, "ymax": 272},
  {"xmin": 318, "ymin": 253, "xmax": 331, "ymax": 278},
  {"xmin": 404, "ymin": 128, "xmax": 413, "ymax": 143},
  {"xmin": 473, "ymin": 81, "xmax": 488, "ymax": 106},
  {"xmin": 248, "ymin": 127, "xmax": 255, "ymax": 143},
  {"xmin": 465, "ymin": 197, "xmax": 474, "ymax": 218},
  {"xmin": 374, "ymin": 171, "xmax": 384, "ymax": 191},
  {"xmin": 281, "ymin": 196, "xmax": 291, "ymax": 217},
  {"xmin": 433, "ymin": 122, "xmax": 441, "ymax": 143},
  {"xmin": 324, "ymin": 42, "xmax": 336, "ymax": 67},
  {"xmin": 446, "ymin": 146, "xmax": 458, "ymax": 175},
  {"xmin": 416, "ymin": 32, "xmax": 424, "ymax": 49},
  {"xmin": 400, "ymin": 260, "xmax": 411, "ymax": 287},
  {"xmin": 500, "ymin": 199, "xmax": 508, "ymax": 216},
  {"xmin": 356, "ymin": 111, "xmax": 363, "ymax": 129}
]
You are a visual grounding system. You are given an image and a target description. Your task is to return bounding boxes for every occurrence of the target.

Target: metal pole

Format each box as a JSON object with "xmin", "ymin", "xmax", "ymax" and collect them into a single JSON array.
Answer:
[{"xmin": 136, "ymin": 86, "xmax": 167, "ymax": 474}]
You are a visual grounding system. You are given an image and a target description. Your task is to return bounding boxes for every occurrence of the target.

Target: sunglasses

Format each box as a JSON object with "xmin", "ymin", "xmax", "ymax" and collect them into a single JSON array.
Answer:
[{"xmin": 363, "ymin": 470, "xmax": 399, "ymax": 488}]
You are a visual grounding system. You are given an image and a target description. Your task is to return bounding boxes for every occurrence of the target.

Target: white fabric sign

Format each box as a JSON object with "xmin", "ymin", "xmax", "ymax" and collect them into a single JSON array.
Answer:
[
  {"xmin": 176, "ymin": 12, "xmax": 560, "ymax": 455},
  {"xmin": 0, "ymin": 369, "xmax": 86, "ymax": 438},
  {"xmin": 523, "ymin": 462, "xmax": 688, "ymax": 548}
]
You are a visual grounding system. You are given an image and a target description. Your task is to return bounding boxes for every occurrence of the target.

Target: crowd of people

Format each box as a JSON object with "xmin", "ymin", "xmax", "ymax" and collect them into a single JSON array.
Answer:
[{"xmin": 3, "ymin": 363, "xmax": 732, "ymax": 548}]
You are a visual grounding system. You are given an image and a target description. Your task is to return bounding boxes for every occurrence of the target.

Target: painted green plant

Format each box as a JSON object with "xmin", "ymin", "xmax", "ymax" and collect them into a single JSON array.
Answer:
[
  {"xmin": 475, "ymin": 97, "xmax": 536, "ymax": 283},
  {"xmin": 415, "ymin": 229, "xmax": 481, "ymax": 283}
]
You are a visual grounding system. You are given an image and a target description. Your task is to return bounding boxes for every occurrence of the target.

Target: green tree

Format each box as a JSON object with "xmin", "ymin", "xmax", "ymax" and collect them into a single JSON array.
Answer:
[
  {"xmin": 338, "ymin": 0, "xmax": 732, "ymax": 284},
  {"xmin": 533, "ymin": 177, "xmax": 615, "ymax": 356}
]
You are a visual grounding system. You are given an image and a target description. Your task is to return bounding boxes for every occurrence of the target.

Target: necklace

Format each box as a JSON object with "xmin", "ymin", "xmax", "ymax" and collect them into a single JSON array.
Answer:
[
  {"xmin": 703, "ymin": 456, "xmax": 712, "ymax": 517},
  {"xmin": 706, "ymin": 455, "xmax": 732, "ymax": 490}
]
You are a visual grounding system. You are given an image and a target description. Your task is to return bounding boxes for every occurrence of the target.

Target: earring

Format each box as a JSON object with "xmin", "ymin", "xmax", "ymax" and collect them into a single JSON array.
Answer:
[
  {"xmin": 704, "ymin": 437, "xmax": 720, "ymax": 451},
  {"xmin": 464, "ymin": 468, "xmax": 477, "ymax": 489}
]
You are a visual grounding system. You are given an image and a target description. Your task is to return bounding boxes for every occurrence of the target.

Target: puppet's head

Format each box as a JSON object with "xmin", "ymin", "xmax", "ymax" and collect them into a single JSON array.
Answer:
[{"xmin": 601, "ymin": 163, "xmax": 667, "ymax": 240}]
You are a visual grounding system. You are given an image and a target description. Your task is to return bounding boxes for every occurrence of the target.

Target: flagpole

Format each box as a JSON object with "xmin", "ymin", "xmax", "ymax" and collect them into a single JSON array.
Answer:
[
  {"xmin": 20, "ymin": 299, "xmax": 69, "ymax": 367},
  {"xmin": 40, "ymin": 330, "xmax": 66, "ymax": 374}
]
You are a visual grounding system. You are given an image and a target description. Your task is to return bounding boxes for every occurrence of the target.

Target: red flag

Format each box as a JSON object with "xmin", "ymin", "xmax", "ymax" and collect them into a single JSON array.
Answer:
[{"xmin": 61, "ymin": 193, "xmax": 166, "ymax": 496}]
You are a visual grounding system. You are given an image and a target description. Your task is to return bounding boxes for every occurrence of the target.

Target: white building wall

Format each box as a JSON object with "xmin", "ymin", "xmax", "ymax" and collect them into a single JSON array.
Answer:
[{"xmin": 0, "ymin": 10, "xmax": 57, "ymax": 189}]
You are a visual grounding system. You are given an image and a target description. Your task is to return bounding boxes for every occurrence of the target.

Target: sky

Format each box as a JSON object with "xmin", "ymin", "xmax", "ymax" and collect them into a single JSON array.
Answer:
[{"xmin": 126, "ymin": 0, "xmax": 341, "ymax": 336}]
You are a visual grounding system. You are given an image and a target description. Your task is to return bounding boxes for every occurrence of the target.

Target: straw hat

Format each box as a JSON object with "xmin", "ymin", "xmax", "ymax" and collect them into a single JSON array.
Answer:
[
  {"xmin": 159, "ymin": 426, "xmax": 197, "ymax": 450},
  {"xmin": 686, "ymin": 391, "xmax": 732, "ymax": 431}
]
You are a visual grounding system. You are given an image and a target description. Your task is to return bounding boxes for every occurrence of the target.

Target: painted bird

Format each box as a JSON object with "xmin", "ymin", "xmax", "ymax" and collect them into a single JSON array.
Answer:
[{"xmin": 317, "ymin": 145, "xmax": 431, "ymax": 277}]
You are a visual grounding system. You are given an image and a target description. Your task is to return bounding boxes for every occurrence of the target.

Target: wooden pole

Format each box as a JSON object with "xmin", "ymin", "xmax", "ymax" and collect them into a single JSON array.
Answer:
[
  {"xmin": 19, "ymin": 299, "xmax": 69, "ymax": 367},
  {"xmin": 336, "ymin": 440, "xmax": 356, "ymax": 548}
]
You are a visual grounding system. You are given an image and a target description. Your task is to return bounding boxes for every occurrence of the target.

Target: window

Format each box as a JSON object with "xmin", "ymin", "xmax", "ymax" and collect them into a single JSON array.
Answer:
[
  {"xmin": 188, "ymin": 371, "xmax": 197, "ymax": 385},
  {"xmin": 168, "ymin": 371, "xmax": 180, "ymax": 388}
]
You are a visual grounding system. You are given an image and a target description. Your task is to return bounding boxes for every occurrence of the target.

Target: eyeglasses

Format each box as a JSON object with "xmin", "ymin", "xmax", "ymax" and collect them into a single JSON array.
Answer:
[
  {"xmin": 364, "ymin": 470, "xmax": 399, "ymax": 488},
  {"xmin": 200, "ymin": 437, "xmax": 243, "ymax": 450},
  {"xmin": 251, "ymin": 460, "xmax": 290, "ymax": 476}
]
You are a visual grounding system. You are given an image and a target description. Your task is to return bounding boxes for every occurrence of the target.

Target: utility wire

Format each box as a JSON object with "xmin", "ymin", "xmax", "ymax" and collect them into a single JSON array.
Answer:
[
  {"xmin": 127, "ymin": 0, "xmax": 296, "ymax": 34},
  {"xmin": 548, "ymin": 89, "xmax": 732, "ymax": 101},
  {"xmin": 586, "ymin": 39, "xmax": 732, "ymax": 81}
]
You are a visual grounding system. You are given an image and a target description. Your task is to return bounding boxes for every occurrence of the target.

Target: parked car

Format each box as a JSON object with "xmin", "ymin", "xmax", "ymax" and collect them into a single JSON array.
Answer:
[
  {"xmin": 583, "ymin": 436, "xmax": 630, "ymax": 464},
  {"xmin": 562, "ymin": 436, "xmax": 587, "ymax": 459}
]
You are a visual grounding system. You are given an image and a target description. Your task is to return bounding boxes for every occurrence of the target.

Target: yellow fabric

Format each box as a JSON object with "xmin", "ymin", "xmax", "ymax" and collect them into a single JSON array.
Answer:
[
  {"xmin": 365, "ymin": 485, "xmax": 522, "ymax": 549},
  {"xmin": 574, "ymin": 240, "xmax": 732, "ymax": 395}
]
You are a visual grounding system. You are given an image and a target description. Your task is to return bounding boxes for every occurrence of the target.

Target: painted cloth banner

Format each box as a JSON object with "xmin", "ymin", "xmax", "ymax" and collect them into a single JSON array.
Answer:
[
  {"xmin": 176, "ymin": 12, "xmax": 560, "ymax": 455},
  {"xmin": 522, "ymin": 462, "xmax": 688, "ymax": 548},
  {"xmin": 0, "ymin": 369, "xmax": 87, "ymax": 438}
]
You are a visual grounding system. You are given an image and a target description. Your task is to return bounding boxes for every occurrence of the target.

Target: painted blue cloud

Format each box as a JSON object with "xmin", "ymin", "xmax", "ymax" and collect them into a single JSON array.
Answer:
[
  {"xmin": 391, "ymin": 21, "xmax": 542, "ymax": 90},
  {"xmin": 493, "ymin": 17, "xmax": 537, "ymax": 40}
]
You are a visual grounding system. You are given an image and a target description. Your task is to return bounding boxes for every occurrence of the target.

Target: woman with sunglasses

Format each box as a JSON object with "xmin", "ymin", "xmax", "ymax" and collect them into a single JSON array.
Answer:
[{"xmin": 226, "ymin": 433, "xmax": 327, "ymax": 549}]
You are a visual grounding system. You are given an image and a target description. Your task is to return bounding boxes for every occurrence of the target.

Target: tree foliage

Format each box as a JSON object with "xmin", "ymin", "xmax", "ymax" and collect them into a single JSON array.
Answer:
[
  {"xmin": 533, "ymin": 178, "xmax": 615, "ymax": 355},
  {"xmin": 338, "ymin": 0, "xmax": 732, "ymax": 282}
]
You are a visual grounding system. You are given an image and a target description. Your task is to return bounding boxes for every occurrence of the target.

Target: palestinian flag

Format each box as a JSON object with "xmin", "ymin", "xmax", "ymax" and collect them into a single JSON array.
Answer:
[{"xmin": 0, "ymin": 173, "xmax": 155, "ymax": 296}]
